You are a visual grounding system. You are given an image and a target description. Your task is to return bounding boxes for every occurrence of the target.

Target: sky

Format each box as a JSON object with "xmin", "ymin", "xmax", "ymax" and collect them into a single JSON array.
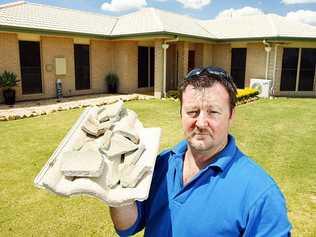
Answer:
[{"xmin": 1, "ymin": 0, "xmax": 316, "ymax": 25}]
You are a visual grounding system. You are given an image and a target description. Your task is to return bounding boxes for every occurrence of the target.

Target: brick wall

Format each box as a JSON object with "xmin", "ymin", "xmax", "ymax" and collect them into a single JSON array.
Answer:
[
  {"xmin": 90, "ymin": 40, "xmax": 114, "ymax": 93},
  {"xmin": 41, "ymin": 36, "xmax": 75, "ymax": 98},
  {"xmin": 212, "ymin": 44, "xmax": 231, "ymax": 73},
  {"xmin": 202, "ymin": 43, "xmax": 213, "ymax": 67},
  {"xmin": 0, "ymin": 32, "xmax": 21, "ymax": 103},
  {"xmin": 113, "ymin": 41, "xmax": 138, "ymax": 93},
  {"xmin": 245, "ymin": 43, "xmax": 266, "ymax": 87}
]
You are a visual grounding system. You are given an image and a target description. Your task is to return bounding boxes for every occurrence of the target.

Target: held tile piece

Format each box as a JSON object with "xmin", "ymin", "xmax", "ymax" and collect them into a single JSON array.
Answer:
[
  {"xmin": 123, "ymin": 144, "xmax": 145, "ymax": 166},
  {"xmin": 99, "ymin": 130, "xmax": 113, "ymax": 151},
  {"xmin": 60, "ymin": 150, "xmax": 104, "ymax": 178},
  {"xmin": 81, "ymin": 118, "xmax": 104, "ymax": 137},
  {"xmin": 113, "ymin": 109, "xmax": 140, "ymax": 144},
  {"xmin": 102, "ymin": 155, "xmax": 121, "ymax": 188},
  {"xmin": 113, "ymin": 122, "xmax": 140, "ymax": 144},
  {"xmin": 119, "ymin": 144, "xmax": 148, "ymax": 188},
  {"xmin": 99, "ymin": 133, "xmax": 138, "ymax": 158},
  {"xmin": 98, "ymin": 100, "xmax": 124, "ymax": 123},
  {"xmin": 72, "ymin": 133, "xmax": 94, "ymax": 151},
  {"xmin": 80, "ymin": 140, "xmax": 99, "ymax": 152}
]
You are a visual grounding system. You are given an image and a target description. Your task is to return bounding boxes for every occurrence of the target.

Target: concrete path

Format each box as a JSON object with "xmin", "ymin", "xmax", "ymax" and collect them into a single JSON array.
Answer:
[{"xmin": 0, "ymin": 93, "xmax": 155, "ymax": 121}]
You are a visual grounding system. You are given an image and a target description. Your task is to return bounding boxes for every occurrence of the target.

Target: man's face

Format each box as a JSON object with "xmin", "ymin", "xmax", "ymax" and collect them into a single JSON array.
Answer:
[{"xmin": 181, "ymin": 83, "xmax": 234, "ymax": 154}]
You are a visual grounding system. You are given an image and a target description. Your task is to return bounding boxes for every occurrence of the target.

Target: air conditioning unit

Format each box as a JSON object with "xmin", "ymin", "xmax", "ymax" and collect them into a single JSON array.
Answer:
[{"xmin": 250, "ymin": 79, "xmax": 272, "ymax": 98}]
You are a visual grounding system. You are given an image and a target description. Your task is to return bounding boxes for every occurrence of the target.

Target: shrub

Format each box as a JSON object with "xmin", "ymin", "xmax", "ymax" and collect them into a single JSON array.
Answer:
[
  {"xmin": 166, "ymin": 87, "xmax": 259, "ymax": 104},
  {"xmin": 105, "ymin": 73, "xmax": 119, "ymax": 93},
  {"xmin": 237, "ymin": 87, "xmax": 259, "ymax": 103},
  {"xmin": 0, "ymin": 71, "xmax": 19, "ymax": 89}
]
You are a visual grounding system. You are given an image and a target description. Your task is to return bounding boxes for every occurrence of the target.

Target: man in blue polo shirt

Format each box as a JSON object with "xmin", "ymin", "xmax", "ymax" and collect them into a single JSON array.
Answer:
[{"xmin": 110, "ymin": 67, "xmax": 292, "ymax": 236}]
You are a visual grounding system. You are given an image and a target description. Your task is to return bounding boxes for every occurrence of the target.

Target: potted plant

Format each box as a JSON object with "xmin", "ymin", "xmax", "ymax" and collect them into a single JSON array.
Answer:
[
  {"xmin": 105, "ymin": 73, "xmax": 119, "ymax": 93},
  {"xmin": 0, "ymin": 71, "xmax": 19, "ymax": 105}
]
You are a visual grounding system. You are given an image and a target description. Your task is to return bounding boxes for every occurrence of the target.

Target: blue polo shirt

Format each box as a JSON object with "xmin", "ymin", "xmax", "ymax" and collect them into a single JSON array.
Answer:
[{"xmin": 117, "ymin": 135, "xmax": 291, "ymax": 236}]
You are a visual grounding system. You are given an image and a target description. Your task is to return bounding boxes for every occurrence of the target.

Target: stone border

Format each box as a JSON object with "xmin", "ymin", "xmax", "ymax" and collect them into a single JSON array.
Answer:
[{"xmin": 0, "ymin": 94, "xmax": 155, "ymax": 121}]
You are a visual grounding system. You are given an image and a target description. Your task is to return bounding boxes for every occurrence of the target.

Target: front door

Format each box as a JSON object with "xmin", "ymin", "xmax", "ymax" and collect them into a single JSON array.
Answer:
[
  {"xmin": 19, "ymin": 41, "xmax": 42, "ymax": 94},
  {"xmin": 231, "ymin": 48, "xmax": 247, "ymax": 89}
]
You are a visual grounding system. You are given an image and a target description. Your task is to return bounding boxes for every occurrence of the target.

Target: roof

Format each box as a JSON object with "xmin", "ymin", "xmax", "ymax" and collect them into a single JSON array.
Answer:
[
  {"xmin": 199, "ymin": 14, "xmax": 316, "ymax": 40},
  {"xmin": 111, "ymin": 8, "xmax": 215, "ymax": 39},
  {"xmin": 0, "ymin": 1, "xmax": 316, "ymax": 41},
  {"xmin": 0, "ymin": 1, "xmax": 118, "ymax": 36}
]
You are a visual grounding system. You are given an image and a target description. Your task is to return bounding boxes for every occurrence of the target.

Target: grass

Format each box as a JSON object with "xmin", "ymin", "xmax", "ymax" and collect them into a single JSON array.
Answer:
[{"xmin": 0, "ymin": 98, "xmax": 315, "ymax": 236}]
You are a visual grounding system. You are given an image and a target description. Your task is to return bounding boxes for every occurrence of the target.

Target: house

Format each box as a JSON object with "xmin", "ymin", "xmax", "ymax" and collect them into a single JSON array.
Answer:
[{"xmin": 0, "ymin": 1, "xmax": 316, "ymax": 103}]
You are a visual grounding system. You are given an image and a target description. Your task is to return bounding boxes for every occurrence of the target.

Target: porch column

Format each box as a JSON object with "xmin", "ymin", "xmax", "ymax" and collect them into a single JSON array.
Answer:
[
  {"xmin": 177, "ymin": 42, "xmax": 189, "ymax": 86},
  {"xmin": 154, "ymin": 40, "xmax": 164, "ymax": 98}
]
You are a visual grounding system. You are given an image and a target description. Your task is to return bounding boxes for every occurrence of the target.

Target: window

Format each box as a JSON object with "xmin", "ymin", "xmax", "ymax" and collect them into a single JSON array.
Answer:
[
  {"xmin": 231, "ymin": 48, "xmax": 247, "ymax": 89},
  {"xmin": 74, "ymin": 44, "xmax": 90, "ymax": 90},
  {"xmin": 280, "ymin": 48, "xmax": 299, "ymax": 91},
  {"xmin": 188, "ymin": 50, "xmax": 195, "ymax": 73},
  {"xmin": 138, "ymin": 46, "xmax": 154, "ymax": 88},
  {"xmin": 299, "ymin": 48, "xmax": 316, "ymax": 91},
  {"xmin": 280, "ymin": 48, "xmax": 316, "ymax": 92},
  {"xmin": 19, "ymin": 41, "xmax": 42, "ymax": 94}
]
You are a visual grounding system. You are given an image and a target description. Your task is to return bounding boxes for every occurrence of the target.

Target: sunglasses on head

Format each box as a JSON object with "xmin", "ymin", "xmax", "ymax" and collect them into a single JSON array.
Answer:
[{"xmin": 185, "ymin": 66, "xmax": 229, "ymax": 80}]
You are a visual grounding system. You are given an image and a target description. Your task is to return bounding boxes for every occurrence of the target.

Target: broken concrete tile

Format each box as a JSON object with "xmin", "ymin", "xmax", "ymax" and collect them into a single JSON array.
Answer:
[
  {"xmin": 81, "ymin": 119, "xmax": 105, "ymax": 137},
  {"xmin": 99, "ymin": 133, "xmax": 138, "ymax": 158},
  {"xmin": 99, "ymin": 130, "xmax": 113, "ymax": 151},
  {"xmin": 113, "ymin": 126, "xmax": 139, "ymax": 144},
  {"xmin": 120, "ymin": 164, "xmax": 150, "ymax": 188},
  {"xmin": 123, "ymin": 144, "xmax": 145, "ymax": 166},
  {"xmin": 112, "ymin": 109, "xmax": 140, "ymax": 143},
  {"xmin": 99, "ymin": 120, "xmax": 113, "ymax": 130},
  {"xmin": 60, "ymin": 150, "xmax": 104, "ymax": 177},
  {"xmin": 72, "ymin": 133, "xmax": 94, "ymax": 151},
  {"xmin": 98, "ymin": 100, "xmax": 124, "ymax": 122},
  {"xmin": 119, "ymin": 145, "xmax": 150, "ymax": 188},
  {"xmin": 80, "ymin": 140, "xmax": 99, "ymax": 152},
  {"xmin": 102, "ymin": 155, "xmax": 121, "ymax": 188}
]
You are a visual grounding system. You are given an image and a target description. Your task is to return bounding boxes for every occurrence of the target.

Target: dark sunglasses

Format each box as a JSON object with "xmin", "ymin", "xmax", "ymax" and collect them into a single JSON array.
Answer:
[{"xmin": 186, "ymin": 66, "xmax": 229, "ymax": 80}]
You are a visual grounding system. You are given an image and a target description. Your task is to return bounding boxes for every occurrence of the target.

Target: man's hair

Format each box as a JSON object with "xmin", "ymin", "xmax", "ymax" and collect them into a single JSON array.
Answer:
[{"xmin": 178, "ymin": 73, "xmax": 237, "ymax": 114}]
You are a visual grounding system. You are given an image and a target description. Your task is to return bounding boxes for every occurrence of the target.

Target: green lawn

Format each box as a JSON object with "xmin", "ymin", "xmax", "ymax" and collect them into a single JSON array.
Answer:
[{"xmin": 0, "ymin": 98, "xmax": 315, "ymax": 236}]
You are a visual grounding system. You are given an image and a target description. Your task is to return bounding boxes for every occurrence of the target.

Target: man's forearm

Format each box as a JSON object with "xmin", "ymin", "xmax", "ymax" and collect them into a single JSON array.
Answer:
[{"xmin": 110, "ymin": 202, "xmax": 138, "ymax": 231}]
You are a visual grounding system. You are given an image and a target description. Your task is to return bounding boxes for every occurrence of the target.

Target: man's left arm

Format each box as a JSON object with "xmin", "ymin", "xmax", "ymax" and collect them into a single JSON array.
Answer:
[{"xmin": 243, "ymin": 184, "xmax": 292, "ymax": 237}]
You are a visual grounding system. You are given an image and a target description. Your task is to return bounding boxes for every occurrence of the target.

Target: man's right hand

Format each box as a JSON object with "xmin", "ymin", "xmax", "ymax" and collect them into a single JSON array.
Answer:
[{"xmin": 110, "ymin": 202, "xmax": 138, "ymax": 231}]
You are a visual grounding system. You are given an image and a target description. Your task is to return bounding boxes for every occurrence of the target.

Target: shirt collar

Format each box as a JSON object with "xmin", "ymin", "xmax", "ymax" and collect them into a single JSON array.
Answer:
[{"xmin": 171, "ymin": 135, "xmax": 237, "ymax": 172}]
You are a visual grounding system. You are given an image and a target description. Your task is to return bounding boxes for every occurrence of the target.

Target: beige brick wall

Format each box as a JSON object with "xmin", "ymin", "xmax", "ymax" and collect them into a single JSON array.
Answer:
[
  {"xmin": 41, "ymin": 36, "xmax": 75, "ymax": 98},
  {"xmin": 90, "ymin": 40, "xmax": 114, "ymax": 93},
  {"xmin": 245, "ymin": 43, "xmax": 266, "ymax": 87},
  {"xmin": 0, "ymin": 32, "xmax": 21, "ymax": 103},
  {"xmin": 193, "ymin": 43, "xmax": 203, "ymax": 68},
  {"xmin": 212, "ymin": 44, "xmax": 231, "ymax": 73},
  {"xmin": 113, "ymin": 41, "xmax": 138, "ymax": 93},
  {"xmin": 202, "ymin": 43, "xmax": 213, "ymax": 67}
]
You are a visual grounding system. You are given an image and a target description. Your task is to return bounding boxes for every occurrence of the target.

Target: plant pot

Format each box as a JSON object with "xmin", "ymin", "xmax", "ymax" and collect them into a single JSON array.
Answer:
[
  {"xmin": 107, "ymin": 84, "xmax": 117, "ymax": 93},
  {"xmin": 3, "ymin": 88, "xmax": 16, "ymax": 105}
]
